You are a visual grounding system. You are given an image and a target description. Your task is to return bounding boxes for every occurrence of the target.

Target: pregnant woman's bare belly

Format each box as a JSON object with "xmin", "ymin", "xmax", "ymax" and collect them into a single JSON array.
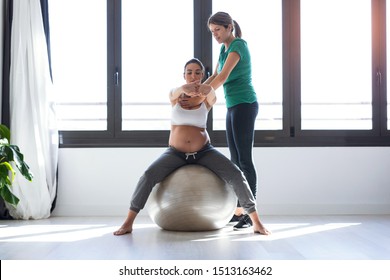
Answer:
[{"xmin": 169, "ymin": 125, "xmax": 210, "ymax": 153}]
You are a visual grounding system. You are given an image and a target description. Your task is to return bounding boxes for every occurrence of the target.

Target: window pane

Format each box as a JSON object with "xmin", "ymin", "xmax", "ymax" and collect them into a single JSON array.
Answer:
[
  {"xmin": 49, "ymin": 0, "xmax": 107, "ymax": 131},
  {"xmin": 122, "ymin": 0, "xmax": 193, "ymax": 131},
  {"xmin": 212, "ymin": 0, "xmax": 283, "ymax": 130},
  {"xmin": 301, "ymin": 0, "xmax": 372, "ymax": 130}
]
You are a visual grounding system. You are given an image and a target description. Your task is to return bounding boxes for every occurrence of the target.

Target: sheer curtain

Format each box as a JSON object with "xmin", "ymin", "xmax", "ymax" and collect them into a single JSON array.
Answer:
[{"xmin": 7, "ymin": 0, "xmax": 58, "ymax": 219}]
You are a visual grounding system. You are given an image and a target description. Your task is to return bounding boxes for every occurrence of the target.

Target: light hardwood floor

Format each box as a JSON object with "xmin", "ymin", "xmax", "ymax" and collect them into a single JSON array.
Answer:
[{"xmin": 1, "ymin": 215, "xmax": 390, "ymax": 260}]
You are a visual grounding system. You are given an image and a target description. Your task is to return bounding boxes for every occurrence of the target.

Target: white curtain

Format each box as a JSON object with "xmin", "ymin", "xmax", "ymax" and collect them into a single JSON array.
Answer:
[{"xmin": 7, "ymin": 0, "xmax": 58, "ymax": 219}]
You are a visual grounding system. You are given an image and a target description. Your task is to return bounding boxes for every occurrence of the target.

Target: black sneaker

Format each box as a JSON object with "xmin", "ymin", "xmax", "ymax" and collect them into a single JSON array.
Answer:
[
  {"xmin": 233, "ymin": 214, "xmax": 252, "ymax": 229},
  {"xmin": 229, "ymin": 214, "xmax": 243, "ymax": 223}
]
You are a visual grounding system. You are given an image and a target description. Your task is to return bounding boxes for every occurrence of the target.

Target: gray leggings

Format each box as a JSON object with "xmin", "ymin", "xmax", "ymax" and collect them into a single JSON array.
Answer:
[{"xmin": 130, "ymin": 143, "xmax": 257, "ymax": 215}]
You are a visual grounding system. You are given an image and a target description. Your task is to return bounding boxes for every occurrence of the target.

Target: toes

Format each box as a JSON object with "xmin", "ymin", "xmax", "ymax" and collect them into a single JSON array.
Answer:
[
  {"xmin": 254, "ymin": 227, "xmax": 271, "ymax": 235},
  {"xmin": 113, "ymin": 227, "xmax": 131, "ymax": 235}
]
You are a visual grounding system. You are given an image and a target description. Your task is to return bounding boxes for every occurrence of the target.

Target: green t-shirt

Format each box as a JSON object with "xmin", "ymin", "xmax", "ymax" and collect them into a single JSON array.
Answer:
[{"xmin": 217, "ymin": 38, "xmax": 257, "ymax": 108}]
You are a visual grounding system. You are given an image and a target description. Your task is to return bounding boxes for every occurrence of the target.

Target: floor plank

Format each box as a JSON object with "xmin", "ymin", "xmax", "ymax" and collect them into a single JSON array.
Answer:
[{"xmin": 1, "ymin": 215, "xmax": 390, "ymax": 260}]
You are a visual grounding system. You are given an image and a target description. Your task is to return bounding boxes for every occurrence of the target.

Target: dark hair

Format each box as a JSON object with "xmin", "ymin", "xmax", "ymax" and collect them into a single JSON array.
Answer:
[
  {"xmin": 184, "ymin": 58, "xmax": 205, "ymax": 73},
  {"xmin": 207, "ymin": 11, "xmax": 242, "ymax": 38}
]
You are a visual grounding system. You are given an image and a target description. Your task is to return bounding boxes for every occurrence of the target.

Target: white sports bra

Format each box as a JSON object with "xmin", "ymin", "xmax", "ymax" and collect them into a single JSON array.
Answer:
[{"xmin": 171, "ymin": 102, "xmax": 209, "ymax": 128}]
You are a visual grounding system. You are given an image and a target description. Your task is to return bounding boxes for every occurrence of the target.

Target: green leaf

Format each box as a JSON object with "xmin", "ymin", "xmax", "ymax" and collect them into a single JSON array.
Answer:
[
  {"xmin": 9, "ymin": 145, "xmax": 33, "ymax": 181},
  {"xmin": 0, "ymin": 124, "xmax": 32, "ymax": 207},
  {"xmin": 0, "ymin": 184, "xmax": 20, "ymax": 206},
  {"xmin": 0, "ymin": 161, "xmax": 16, "ymax": 182},
  {"xmin": 0, "ymin": 143, "xmax": 33, "ymax": 181},
  {"xmin": 0, "ymin": 124, "xmax": 10, "ymax": 142}
]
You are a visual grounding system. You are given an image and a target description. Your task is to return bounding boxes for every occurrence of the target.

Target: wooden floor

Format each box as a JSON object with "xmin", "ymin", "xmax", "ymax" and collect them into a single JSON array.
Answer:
[{"xmin": 1, "ymin": 215, "xmax": 390, "ymax": 260}]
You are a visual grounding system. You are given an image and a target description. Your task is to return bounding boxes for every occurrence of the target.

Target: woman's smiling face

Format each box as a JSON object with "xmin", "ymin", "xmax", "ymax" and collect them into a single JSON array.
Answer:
[{"xmin": 183, "ymin": 63, "xmax": 204, "ymax": 84}]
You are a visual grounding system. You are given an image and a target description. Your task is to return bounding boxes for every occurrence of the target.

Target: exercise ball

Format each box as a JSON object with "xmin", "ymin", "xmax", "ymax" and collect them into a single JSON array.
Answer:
[{"xmin": 146, "ymin": 164, "xmax": 237, "ymax": 231}]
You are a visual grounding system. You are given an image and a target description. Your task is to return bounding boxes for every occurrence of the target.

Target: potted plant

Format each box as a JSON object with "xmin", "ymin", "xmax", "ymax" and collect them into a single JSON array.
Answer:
[{"xmin": 0, "ymin": 124, "xmax": 33, "ymax": 207}]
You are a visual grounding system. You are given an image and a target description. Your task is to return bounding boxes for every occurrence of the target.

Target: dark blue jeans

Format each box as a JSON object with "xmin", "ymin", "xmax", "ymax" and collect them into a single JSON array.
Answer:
[{"xmin": 226, "ymin": 101, "xmax": 258, "ymax": 198}]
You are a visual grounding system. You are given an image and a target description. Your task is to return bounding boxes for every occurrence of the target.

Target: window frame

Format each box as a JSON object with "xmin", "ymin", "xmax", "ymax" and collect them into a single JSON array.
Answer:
[{"xmin": 58, "ymin": 0, "xmax": 390, "ymax": 148}]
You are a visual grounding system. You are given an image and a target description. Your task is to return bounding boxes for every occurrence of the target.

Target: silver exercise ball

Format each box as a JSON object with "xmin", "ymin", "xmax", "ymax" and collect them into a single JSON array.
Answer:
[{"xmin": 146, "ymin": 164, "xmax": 237, "ymax": 231}]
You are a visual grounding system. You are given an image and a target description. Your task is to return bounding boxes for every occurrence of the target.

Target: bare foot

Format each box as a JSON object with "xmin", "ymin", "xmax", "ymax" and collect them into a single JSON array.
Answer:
[
  {"xmin": 253, "ymin": 223, "xmax": 272, "ymax": 235},
  {"xmin": 113, "ymin": 225, "xmax": 132, "ymax": 235},
  {"xmin": 114, "ymin": 210, "xmax": 137, "ymax": 236}
]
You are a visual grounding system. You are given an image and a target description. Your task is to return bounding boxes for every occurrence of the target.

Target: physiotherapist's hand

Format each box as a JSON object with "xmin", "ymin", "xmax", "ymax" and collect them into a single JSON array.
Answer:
[
  {"xmin": 198, "ymin": 84, "xmax": 212, "ymax": 96},
  {"xmin": 181, "ymin": 81, "xmax": 200, "ymax": 95}
]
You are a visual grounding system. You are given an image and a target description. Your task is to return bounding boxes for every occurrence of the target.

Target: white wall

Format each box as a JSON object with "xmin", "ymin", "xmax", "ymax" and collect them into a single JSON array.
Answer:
[{"xmin": 52, "ymin": 147, "xmax": 390, "ymax": 217}]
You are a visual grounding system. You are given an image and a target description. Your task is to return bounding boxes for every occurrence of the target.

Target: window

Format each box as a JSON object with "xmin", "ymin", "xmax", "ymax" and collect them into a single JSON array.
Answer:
[
  {"xmin": 212, "ymin": 0, "xmax": 283, "ymax": 131},
  {"xmin": 50, "ymin": 0, "xmax": 390, "ymax": 147},
  {"xmin": 301, "ymin": 0, "xmax": 372, "ymax": 130},
  {"xmin": 50, "ymin": 0, "xmax": 107, "ymax": 131},
  {"xmin": 121, "ymin": 0, "xmax": 193, "ymax": 131}
]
